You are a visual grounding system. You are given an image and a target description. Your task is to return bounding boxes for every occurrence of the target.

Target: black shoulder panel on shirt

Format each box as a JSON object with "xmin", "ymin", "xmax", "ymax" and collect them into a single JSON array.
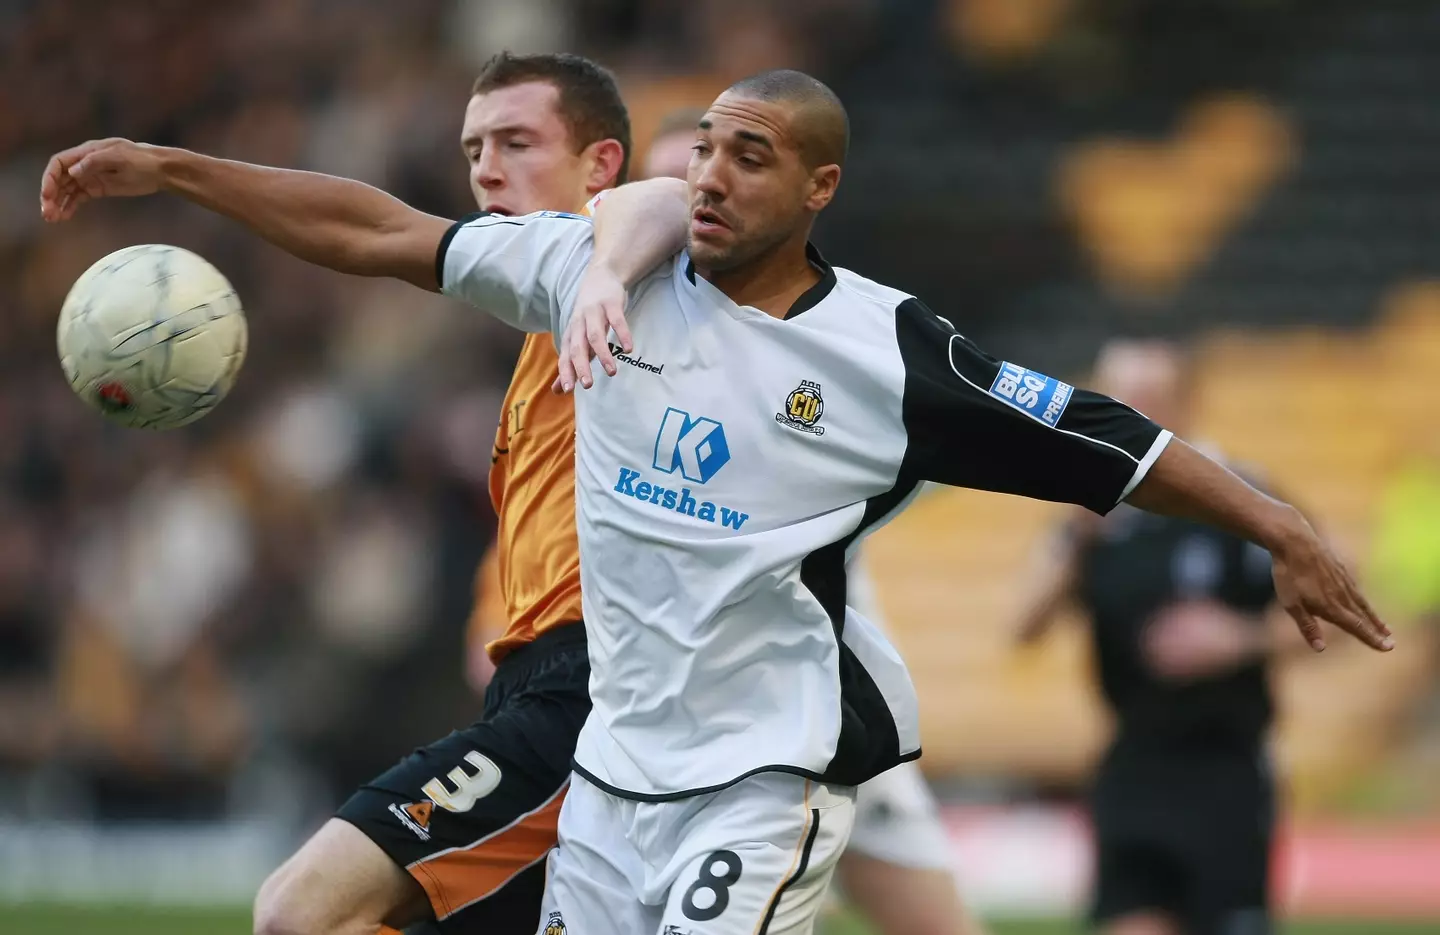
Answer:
[{"xmin": 893, "ymin": 297, "xmax": 1166, "ymax": 515}]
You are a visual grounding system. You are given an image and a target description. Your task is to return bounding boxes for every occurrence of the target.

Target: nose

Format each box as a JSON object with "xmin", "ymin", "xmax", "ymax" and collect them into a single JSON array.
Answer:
[
  {"xmin": 693, "ymin": 155, "xmax": 726, "ymax": 202},
  {"xmin": 473, "ymin": 148, "xmax": 503, "ymax": 190}
]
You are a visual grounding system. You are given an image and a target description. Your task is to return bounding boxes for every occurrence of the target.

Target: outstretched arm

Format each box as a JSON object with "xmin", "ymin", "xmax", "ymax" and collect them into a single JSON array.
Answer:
[
  {"xmin": 893, "ymin": 302, "xmax": 1393, "ymax": 656},
  {"xmin": 41, "ymin": 139, "xmax": 450, "ymax": 290},
  {"xmin": 1126, "ymin": 438, "xmax": 1391, "ymax": 653}
]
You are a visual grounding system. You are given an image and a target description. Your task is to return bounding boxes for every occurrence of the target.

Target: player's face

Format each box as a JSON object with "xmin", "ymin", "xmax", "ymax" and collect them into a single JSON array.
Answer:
[
  {"xmin": 643, "ymin": 129, "xmax": 696, "ymax": 181},
  {"xmin": 461, "ymin": 82, "xmax": 594, "ymax": 216},
  {"xmin": 687, "ymin": 93, "xmax": 840, "ymax": 272}
]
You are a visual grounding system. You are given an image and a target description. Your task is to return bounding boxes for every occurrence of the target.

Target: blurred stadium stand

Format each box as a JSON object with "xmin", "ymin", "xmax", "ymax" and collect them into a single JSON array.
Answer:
[{"xmin": 0, "ymin": 0, "xmax": 1437, "ymax": 918}]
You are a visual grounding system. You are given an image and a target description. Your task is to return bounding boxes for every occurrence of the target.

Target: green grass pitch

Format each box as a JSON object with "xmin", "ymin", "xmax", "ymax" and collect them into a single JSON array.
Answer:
[{"xmin": 0, "ymin": 905, "xmax": 1434, "ymax": 935}]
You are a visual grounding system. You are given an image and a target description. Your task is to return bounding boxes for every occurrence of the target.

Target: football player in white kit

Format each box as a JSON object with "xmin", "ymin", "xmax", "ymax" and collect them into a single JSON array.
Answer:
[
  {"xmin": 642, "ymin": 108, "xmax": 986, "ymax": 935},
  {"xmin": 43, "ymin": 69, "xmax": 1392, "ymax": 935}
]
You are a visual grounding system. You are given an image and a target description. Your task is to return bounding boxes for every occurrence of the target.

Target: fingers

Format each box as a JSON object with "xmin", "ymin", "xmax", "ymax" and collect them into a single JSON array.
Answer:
[
  {"xmin": 41, "ymin": 154, "xmax": 82, "ymax": 221},
  {"xmin": 1330, "ymin": 591, "xmax": 1394, "ymax": 651},
  {"xmin": 1340, "ymin": 565, "xmax": 1391, "ymax": 638},
  {"xmin": 1302, "ymin": 578, "xmax": 1393, "ymax": 652},
  {"xmin": 588, "ymin": 308, "xmax": 618, "ymax": 379},
  {"xmin": 1316, "ymin": 558, "xmax": 1393, "ymax": 651},
  {"xmin": 607, "ymin": 302, "xmax": 633, "ymax": 355},
  {"xmin": 556, "ymin": 321, "xmax": 580, "ymax": 394},
  {"xmin": 1286, "ymin": 605, "xmax": 1326, "ymax": 653},
  {"xmin": 554, "ymin": 359, "xmax": 575, "ymax": 395},
  {"xmin": 1274, "ymin": 534, "xmax": 1395, "ymax": 654},
  {"xmin": 70, "ymin": 157, "xmax": 109, "ymax": 199},
  {"xmin": 40, "ymin": 140, "xmax": 114, "ymax": 221},
  {"xmin": 567, "ymin": 318, "xmax": 596, "ymax": 390}
]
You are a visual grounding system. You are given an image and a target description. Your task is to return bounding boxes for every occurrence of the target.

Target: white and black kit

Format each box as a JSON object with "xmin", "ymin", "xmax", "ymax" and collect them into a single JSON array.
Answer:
[{"xmin": 439, "ymin": 211, "xmax": 1171, "ymax": 935}]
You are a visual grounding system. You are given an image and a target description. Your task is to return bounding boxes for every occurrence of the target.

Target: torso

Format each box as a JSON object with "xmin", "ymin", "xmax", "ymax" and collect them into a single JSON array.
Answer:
[
  {"xmin": 482, "ymin": 333, "xmax": 584, "ymax": 662},
  {"xmin": 1076, "ymin": 503, "xmax": 1276, "ymax": 750}
]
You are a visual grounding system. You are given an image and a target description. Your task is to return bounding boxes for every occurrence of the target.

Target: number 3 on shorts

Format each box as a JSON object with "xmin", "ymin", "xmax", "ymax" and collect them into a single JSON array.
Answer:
[{"xmin": 681, "ymin": 850, "xmax": 743, "ymax": 921}]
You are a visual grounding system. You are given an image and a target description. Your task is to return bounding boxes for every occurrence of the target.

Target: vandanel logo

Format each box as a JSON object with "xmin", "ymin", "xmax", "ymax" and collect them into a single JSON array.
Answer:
[{"xmin": 608, "ymin": 341, "xmax": 664, "ymax": 375}]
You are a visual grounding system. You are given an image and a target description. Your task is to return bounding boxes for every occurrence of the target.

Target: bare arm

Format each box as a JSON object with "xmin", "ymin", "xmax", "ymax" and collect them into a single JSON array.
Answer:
[
  {"xmin": 40, "ymin": 139, "xmax": 450, "ymax": 290},
  {"xmin": 556, "ymin": 177, "xmax": 690, "ymax": 392},
  {"xmin": 1127, "ymin": 438, "xmax": 1393, "ymax": 653}
]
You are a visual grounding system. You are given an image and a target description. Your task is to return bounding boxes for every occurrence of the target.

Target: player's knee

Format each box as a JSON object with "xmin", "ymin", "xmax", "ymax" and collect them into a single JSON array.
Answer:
[
  {"xmin": 254, "ymin": 821, "xmax": 428, "ymax": 935},
  {"xmin": 253, "ymin": 865, "xmax": 308, "ymax": 935},
  {"xmin": 251, "ymin": 858, "xmax": 348, "ymax": 935}
]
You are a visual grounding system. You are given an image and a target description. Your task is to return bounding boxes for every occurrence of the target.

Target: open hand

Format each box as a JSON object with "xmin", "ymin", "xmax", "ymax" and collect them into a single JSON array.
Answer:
[
  {"xmin": 1269, "ymin": 518, "xmax": 1392, "ymax": 653},
  {"xmin": 40, "ymin": 138, "xmax": 164, "ymax": 222},
  {"xmin": 553, "ymin": 262, "xmax": 634, "ymax": 393}
]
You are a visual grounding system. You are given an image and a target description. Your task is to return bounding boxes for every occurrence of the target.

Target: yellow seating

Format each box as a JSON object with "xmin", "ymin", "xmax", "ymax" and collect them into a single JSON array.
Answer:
[{"xmin": 866, "ymin": 308, "xmax": 1440, "ymax": 808}]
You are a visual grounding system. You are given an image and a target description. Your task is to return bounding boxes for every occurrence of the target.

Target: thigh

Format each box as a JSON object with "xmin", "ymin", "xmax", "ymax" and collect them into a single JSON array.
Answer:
[
  {"xmin": 538, "ymin": 772, "xmax": 655, "ymax": 935},
  {"xmin": 845, "ymin": 761, "xmax": 952, "ymax": 871},
  {"xmin": 1091, "ymin": 828, "xmax": 1186, "ymax": 927},
  {"xmin": 256, "ymin": 818, "xmax": 429, "ymax": 932},
  {"xmin": 836, "ymin": 853, "xmax": 980, "ymax": 935},
  {"xmin": 336, "ymin": 666, "xmax": 587, "ymax": 932},
  {"xmin": 1182, "ymin": 760, "xmax": 1275, "ymax": 935},
  {"xmin": 658, "ymin": 775, "xmax": 856, "ymax": 935},
  {"xmin": 1089, "ymin": 753, "xmax": 1189, "ymax": 927}
]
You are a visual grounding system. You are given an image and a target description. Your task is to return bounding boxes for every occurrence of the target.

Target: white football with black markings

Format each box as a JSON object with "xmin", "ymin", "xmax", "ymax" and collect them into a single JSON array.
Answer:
[{"xmin": 56, "ymin": 244, "xmax": 248, "ymax": 429}]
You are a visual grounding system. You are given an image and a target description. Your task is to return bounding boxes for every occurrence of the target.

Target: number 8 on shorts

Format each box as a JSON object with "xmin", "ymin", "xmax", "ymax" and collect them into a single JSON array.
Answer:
[{"xmin": 540, "ymin": 772, "xmax": 856, "ymax": 935}]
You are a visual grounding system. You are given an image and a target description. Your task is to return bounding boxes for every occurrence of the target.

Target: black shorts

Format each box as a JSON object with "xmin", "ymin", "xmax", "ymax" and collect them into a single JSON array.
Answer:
[
  {"xmin": 337, "ymin": 624, "xmax": 589, "ymax": 933},
  {"xmin": 1089, "ymin": 741, "xmax": 1275, "ymax": 935}
]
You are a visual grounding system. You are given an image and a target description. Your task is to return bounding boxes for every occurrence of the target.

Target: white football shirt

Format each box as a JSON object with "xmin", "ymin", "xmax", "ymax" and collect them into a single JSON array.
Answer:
[{"xmin": 440, "ymin": 211, "xmax": 1171, "ymax": 800}]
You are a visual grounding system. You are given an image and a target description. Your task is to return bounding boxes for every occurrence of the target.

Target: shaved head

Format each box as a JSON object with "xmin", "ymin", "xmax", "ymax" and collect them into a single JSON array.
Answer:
[
  {"xmin": 725, "ymin": 69, "xmax": 848, "ymax": 170},
  {"xmin": 687, "ymin": 70, "xmax": 846, "ymax": 275}
]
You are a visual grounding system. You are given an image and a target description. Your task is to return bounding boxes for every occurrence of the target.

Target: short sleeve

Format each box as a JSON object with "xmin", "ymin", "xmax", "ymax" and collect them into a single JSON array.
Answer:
[
  {"xmin": 436, "ymin": 211, "xmax": 594, "ymax": 336},
  {"xmin": 895, "ymin": 298, "xmax": 1172, "ymax": 514}
]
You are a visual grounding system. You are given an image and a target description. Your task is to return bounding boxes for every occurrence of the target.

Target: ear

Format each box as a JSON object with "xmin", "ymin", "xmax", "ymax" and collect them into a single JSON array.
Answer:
[
  {"xmin": 804, "ymin": 164, "xmax": 842, "ymax": 213},
  {"xmin": 583, "ymin": 139, "xmax": 627, "ymax": 194}
]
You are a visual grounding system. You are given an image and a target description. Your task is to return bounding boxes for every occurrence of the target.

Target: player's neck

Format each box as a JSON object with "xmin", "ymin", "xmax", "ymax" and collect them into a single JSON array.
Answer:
[{"xmin": 701, "ymin": 235, "xmax": 820, "ymax": 320}]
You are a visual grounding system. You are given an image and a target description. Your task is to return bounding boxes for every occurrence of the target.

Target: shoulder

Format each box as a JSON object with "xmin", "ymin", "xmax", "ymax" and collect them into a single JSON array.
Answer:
[
  {"xmin": 634, "ymin": 252, "xmax": 686, "ymax": 297},
  {"xmin": 831, "ymin": 266, "xmax": 916, "ymax": 315}
]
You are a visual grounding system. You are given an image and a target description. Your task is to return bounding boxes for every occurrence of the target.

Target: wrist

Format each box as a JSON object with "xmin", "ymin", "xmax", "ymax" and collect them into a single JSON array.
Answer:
[
  {"xmin": 1254, "ymin": 500, "xmax": 1310, "ymax": 558},
  {"xmin": 591, "ymin": 253, "xmax": 637, "ymax": 289},
  {"xmin": 153, "ymin": 145, "xmax": 195, "ymax": 193}
]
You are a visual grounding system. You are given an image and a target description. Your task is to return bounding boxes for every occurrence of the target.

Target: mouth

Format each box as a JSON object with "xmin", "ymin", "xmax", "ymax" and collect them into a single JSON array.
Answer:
[
  {"xmin": 690, "ymin": 206, "xmax": 731, "ymax": 237},
  {"xmin": 486, "ymin": 205, "xmax": 514, "ymax": 217}
]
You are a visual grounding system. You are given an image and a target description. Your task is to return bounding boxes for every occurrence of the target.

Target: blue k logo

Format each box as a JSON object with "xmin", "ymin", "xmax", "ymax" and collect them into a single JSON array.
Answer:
[{"xmin": 653, "ymin": 407, "xmax": 730, "ymax": 484}]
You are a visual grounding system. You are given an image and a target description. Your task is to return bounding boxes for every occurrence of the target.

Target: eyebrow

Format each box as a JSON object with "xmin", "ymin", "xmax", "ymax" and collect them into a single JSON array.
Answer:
[
  {"xmin": 460, "ymin": 125, "xmax": 533, "ymax": 148},
  {"xmin": 697, "ymin": 119, "xmax": 775, "ymax": 152},
  {"xmin": 736, "ymin": 130, "xmax": 775, "ymax": 150}
]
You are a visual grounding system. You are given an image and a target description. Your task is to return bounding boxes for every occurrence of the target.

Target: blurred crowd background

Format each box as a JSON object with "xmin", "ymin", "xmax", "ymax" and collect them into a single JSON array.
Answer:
[{"xmin": 2, "ymin": 0, "xmax": 1439, "ymax": 920}]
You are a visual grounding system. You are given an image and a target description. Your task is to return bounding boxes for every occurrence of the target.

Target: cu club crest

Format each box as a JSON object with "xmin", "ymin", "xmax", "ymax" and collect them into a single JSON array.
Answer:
[{"xmin": 776, "ymin": 379, "xmax": 825, "ymax": 436}]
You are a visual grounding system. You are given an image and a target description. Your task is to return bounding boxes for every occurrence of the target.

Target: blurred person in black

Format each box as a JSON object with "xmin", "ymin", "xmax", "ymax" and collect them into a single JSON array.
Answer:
[{"xmin": 1015, "ymin": 339, "xmax": 1308, "ymax": 935}]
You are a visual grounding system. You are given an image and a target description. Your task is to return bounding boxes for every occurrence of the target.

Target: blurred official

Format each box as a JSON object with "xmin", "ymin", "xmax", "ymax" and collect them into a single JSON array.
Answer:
[{"xmin": 1016, "ymin": 339, "xmax": 1304, "ymax": 935}]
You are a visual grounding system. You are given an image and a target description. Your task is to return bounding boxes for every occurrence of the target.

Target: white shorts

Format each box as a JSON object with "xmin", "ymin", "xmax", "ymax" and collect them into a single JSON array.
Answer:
[
  {"xmin": 538, "ymin": 771, "xmax": 856, "ymax": 935},
  {"xmin": 846, "ymin": 762, "xmax": 953, "ymax": 871}
]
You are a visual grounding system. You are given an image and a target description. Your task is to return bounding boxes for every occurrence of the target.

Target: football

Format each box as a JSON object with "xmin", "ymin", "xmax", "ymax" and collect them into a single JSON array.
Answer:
[{"xmin": 56, "ymin": 244, "xmax": 248, "ymax": 429}]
